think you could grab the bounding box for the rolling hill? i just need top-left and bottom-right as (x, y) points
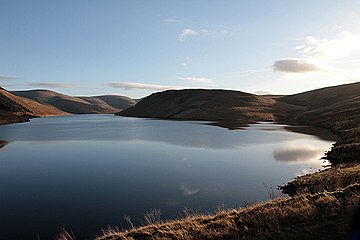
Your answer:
(0, 87), (68, 124)
(12, 90), (135, 114)
(92, 95), (137, 110)
(118, 89), (303, 127)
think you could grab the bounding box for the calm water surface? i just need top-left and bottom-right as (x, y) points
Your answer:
(0, 114), (335, 239)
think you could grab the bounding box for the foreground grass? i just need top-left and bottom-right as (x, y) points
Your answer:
(94, 184), (360, 240)
(281, 163), (360, 196)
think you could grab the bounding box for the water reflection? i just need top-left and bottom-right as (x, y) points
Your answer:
(0, 114), (335, 239)
(273, 144), (326, 163)
(179, 182), (200, 196)
(0, 140), (8, 149)
(0, 115), (334, 150)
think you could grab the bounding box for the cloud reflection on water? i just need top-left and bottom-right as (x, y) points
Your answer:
(273, 144), (325, 163)
(179, 182), (200, 196)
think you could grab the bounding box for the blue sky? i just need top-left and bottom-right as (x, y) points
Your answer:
(1, 0), (360, 98)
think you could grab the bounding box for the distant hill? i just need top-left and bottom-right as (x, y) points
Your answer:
(0, 87), (67, 124)
(118, 89), (303, 127)
(279, 82), (360, 109)
(12, 90), (133, 114)
(92, 95), (136, 110)
(278, 82), (360, 131)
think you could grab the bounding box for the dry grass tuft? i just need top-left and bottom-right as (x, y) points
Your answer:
(55, 228), (75, 240)
(281, 163), (360, 196)
(97, 184), (360, 240)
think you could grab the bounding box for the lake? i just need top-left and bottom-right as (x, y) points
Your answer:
(0, 114), (335, 239)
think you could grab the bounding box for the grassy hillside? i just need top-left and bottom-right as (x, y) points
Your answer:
(279, 82), (360, 110)
(0, 90), (28, 113)
(118, 89), (303, 128)
(0, 88), (68, 124)
(1, 89), (67, 116)
(12, 90), (123, 114)
(96, 184), (360, 240)
(76, 96), (120, 113)
(93, 95), (136, 110)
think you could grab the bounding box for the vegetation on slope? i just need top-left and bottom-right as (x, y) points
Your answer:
(12, 90), (135, 114)
(0, 90), (28, 113)
(95, 184), (360, 240)
(93, 95), (137, 110)
(0, 87), (68, 124)
(118, 89), (303, 127)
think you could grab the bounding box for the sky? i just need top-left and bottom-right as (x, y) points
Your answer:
(1, 0), (360, 98)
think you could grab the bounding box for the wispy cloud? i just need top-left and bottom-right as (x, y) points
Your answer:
(107, 82), (187, 91)
(296, 32), (360, 61)
(178, 28), (198, 42)
(0, 76), (19, 81)
(163, 18), (181, 23)
(252, 89), (283, 95)
(179, 77), (214, 84)
(28, 82), (80, 88)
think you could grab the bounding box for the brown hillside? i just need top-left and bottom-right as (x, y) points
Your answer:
(77, 97), (120, 113)
(118, 89), (303, 127)
(93, 95), (136, 110)
(279, 82), (360, 110)
(12, 90), (120, 114)
(0, 88), (67, 116)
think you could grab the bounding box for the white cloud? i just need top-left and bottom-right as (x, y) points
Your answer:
(273, 58), (324, 73)
(274, 30), (360, 80)
(179, 77), (214, 84)
(178, 28), (198, 42)
(296, 31), (360, 61)
(28, 82), (80, 88)
(107, 82), (187, 91)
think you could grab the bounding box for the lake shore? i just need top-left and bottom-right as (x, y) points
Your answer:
(0, 111), (30, 125)
(90, 116), (359, 240)
(1, 114), (359, 239)
(96, 184), (360, 240)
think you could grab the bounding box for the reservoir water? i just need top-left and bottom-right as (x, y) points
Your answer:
(0, 114), (335, 239)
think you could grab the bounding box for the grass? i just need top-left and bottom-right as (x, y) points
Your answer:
(96, 184), (360, 240)
(281, 163), (360, 196)
(0, 91), (28, 113)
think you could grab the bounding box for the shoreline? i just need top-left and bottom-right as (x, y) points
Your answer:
(1, 115), (358, 239)
(98, 184), (360, 240)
